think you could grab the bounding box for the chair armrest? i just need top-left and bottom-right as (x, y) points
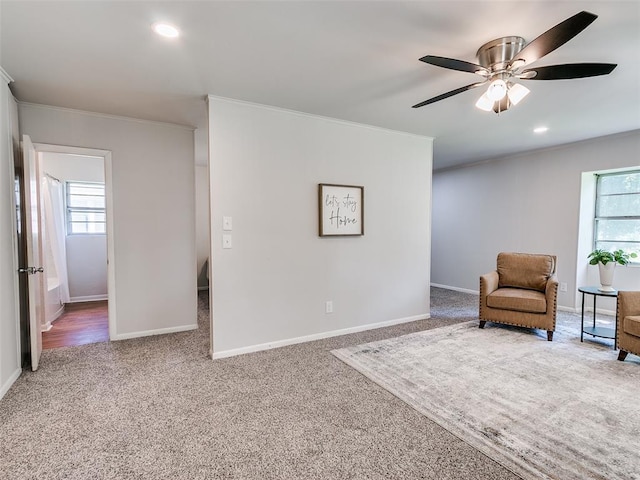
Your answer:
(545, 274), (559, 314)
(545, 274), (558, 294)
(479, 271), (498, 321)
(480, 271), (499, 296)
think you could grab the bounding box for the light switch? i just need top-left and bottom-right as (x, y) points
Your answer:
(223, 216), (232, 231)
(222, 234), (232, 249)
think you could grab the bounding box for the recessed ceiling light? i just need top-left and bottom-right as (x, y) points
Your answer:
(152, 23), (179, 38)
(533, 126), (549, 134)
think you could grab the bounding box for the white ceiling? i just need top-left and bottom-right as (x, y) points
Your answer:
(1, 1), (638, 170)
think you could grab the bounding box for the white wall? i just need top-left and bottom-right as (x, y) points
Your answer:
(431, 130), (640, 312)
(65, 235), (107, 300)
(40, 152), (107, 301)
(0, 71), (21, 399)
(41, 152), (104, 182)
(195, 165), (210, 288)
(19, 103), (197, 339)
(208, 96), (433, 356)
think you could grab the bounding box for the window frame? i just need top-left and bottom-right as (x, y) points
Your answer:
(65, 180), (106, 235)
(593, 170), (640, 264)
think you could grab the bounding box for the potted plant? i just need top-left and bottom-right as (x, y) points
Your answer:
(588, 248), (638, 292)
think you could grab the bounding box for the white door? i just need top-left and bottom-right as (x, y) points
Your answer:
(21, 134), (45, 371)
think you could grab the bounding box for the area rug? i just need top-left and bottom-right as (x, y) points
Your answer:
(332, 320), (640, 480)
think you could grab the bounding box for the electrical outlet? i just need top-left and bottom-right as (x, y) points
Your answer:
(560, 282), (568, 292)
(325, 301), (333, 314)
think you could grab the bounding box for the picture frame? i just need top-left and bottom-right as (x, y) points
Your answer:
(318, 183), (364, 237)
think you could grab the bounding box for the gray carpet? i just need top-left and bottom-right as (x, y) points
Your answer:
(0, 288), (606, 480)
(333, 316), (640, 480)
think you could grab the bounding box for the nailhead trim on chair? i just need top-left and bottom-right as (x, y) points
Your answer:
(615, 294), (637, 360)
(617, 295), (621, 348)
(479, 278), (484, 322)
(479, 276), (558, 335)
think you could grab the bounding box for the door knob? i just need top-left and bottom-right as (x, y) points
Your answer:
(18, 266), (44, 275)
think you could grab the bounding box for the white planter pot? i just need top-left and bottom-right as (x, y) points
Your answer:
(598, 262), (616, 292)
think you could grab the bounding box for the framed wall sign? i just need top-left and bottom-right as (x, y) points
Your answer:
(318, 183), (364, 237)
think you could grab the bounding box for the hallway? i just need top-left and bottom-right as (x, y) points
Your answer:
(42, 301), (108, 349)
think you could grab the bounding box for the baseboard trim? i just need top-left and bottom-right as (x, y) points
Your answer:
(113, 324), (198, 341)
(581, 307), (616, 317)
(557, 306), (578, 314)
(211, 313), (430, 360)
(69, 294), (108, 303)
(52, 303), (65, 322)
(0, 368), (22, 401)
(432, 284), (599, 314)
(42, 303), (65, 331)
(431, 283), (479, 295)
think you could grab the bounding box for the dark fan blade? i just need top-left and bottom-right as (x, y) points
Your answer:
(412, 82), (486, 108)
(521, 63), (617, 80)
(513, 11), (597, 66)
(419, 55), (488, 75)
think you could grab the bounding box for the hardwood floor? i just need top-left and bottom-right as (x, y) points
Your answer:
(42, 301), (109, 349)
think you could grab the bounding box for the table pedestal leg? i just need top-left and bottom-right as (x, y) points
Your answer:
(580, 292), (585, 342)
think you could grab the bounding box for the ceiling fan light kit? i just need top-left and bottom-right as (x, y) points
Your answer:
(507, 82), (530, 105)
(486, 78), (508, 101)
(475, 93), (494, 111)
(412, 11), (617, 114)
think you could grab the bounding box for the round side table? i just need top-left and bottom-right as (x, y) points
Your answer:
(578, 286), (618, 348)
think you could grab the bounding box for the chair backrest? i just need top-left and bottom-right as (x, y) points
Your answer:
(618, 291), (640, 319)
(497, 252), (556, 292)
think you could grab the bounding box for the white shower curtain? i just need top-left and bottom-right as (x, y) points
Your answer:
(42, 175), (70, 303)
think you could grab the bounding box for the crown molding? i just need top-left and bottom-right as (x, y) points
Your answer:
(18, 101), (195, 131)
(207, 94), (434, 142)
(0, 67), (14, 84)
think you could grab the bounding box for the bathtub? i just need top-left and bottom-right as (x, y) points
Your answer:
(43, 276), (65, 331)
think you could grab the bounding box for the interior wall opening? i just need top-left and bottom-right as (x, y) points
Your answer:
(576, 166), (640, 316)
(194, 142), (211, 354)
(36, 148), (111, 350)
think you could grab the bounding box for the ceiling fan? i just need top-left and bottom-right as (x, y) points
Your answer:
(412, 11), (617, 113)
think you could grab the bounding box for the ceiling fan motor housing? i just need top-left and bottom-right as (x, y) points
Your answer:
(476, 36), (525, 72)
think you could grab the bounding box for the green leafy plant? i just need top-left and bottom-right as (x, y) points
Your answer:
(588, 248), (638, 266)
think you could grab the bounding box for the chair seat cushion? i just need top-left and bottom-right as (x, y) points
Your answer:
(623, 316), (640, 338)
(486, 288), (547, 313)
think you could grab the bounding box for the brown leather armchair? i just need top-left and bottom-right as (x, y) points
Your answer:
(616, 291), (640, 361)
(479, 252), (558, 341)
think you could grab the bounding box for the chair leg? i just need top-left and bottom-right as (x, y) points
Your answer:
(618, 350), (628, 362)
(479, 320), (486, 329)
(547, 331), (553, 342)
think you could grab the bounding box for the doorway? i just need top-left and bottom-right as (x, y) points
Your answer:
(39, 150), (109, 348)
(21, 142), (115, 364)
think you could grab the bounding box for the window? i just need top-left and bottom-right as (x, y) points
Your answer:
(594, 170), (640, 262)
(66, 181), (106, 234)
